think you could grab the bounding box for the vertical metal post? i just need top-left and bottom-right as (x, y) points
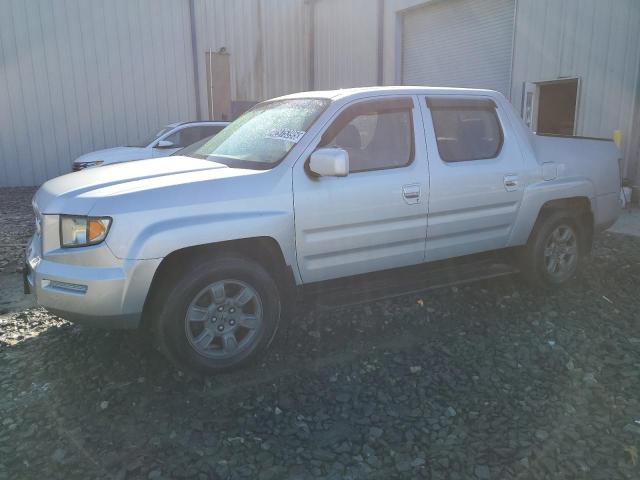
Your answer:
(377, 0), (384, 85)
(189, 0), (202, 120)
(308, 0), (316, 90)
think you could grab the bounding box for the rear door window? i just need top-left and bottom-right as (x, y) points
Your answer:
(427, 97), (503, 162)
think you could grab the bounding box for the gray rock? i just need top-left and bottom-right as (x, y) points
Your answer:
(51, 448), (65, 464)
(474, 465), (490, 479)
(623, 423), (640, 436)
(535, 429), (549, 441)
(147, 469), (162, 479)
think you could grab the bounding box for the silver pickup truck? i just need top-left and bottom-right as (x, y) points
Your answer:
(25, 86), (622, 374)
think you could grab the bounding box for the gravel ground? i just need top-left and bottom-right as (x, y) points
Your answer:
(1, 188), (640, 479)
(0, 187), (36, 272)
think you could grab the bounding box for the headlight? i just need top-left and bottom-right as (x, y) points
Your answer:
(73, 160), (103, 171)
(60, 216), (112, 248)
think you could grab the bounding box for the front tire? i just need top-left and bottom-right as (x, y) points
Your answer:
(153, 254), (281, 375)
(521, 211), (587, 288)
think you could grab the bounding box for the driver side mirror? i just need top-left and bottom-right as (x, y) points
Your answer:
(155, 139), (175, 149)
(309, 148), (349, 177)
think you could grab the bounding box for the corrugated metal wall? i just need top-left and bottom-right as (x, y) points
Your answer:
(401, 0), (515, 96)
(313, 0), (380, 90)
(511, 0), (640, 177)
(0, 0), (311, 187)
(192, 0), (310, 114)
(3, 0), (639, 185)
(0, 0), (197, 187)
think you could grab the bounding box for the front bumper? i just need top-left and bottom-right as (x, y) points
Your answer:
(24, 233), (161, 329)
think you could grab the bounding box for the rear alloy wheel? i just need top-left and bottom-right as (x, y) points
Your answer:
(153, 255), (281, 374)
(542, 224), (579, 282)
(521, 211), (587, 288)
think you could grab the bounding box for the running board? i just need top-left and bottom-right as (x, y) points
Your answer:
(301, 255), (519, 310)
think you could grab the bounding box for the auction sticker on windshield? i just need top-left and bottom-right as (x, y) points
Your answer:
(266, 129), (306, 143)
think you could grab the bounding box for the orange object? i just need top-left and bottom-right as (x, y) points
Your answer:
(88, 219), (107, 242)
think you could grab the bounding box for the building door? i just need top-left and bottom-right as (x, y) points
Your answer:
(206, 50), (231, 121)
(536, 79), (579, 135)
(401, 0), (516, 97)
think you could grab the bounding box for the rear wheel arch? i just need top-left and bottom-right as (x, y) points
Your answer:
(520, 197), (594, 288)
(529, 197), (594, 253)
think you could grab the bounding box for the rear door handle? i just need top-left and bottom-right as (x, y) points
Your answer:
(504, 174), (519, 191)
(402, 184), (421, 204)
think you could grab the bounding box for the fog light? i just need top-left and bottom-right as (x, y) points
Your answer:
(42, 279), (88, 294)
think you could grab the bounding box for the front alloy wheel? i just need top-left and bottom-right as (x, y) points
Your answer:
(185, 280), (264, 359)
(153, 254), (281, 374)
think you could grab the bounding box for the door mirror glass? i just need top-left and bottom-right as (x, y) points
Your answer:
(309, 148), (349, 177)
(155, 139), (175, 149)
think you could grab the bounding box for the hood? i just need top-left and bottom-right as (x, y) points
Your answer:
(35, 156), (260, 214)
(73, 146), (152, 165)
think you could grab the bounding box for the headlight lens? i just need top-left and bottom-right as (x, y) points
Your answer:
(74, 160), (104, 171)
(60, 216), (112, 247)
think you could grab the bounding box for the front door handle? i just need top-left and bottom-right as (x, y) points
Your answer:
(504, 174), (519, 191)
(402, 184), (421, 204)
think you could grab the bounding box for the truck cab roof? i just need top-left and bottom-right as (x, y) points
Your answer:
(274, 85), (501, 102)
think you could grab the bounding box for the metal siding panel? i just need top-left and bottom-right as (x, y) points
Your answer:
(193, 0), (308, 107)
(136, 0), (159, 136)
(314, 0), (378, 90)
(7, 0), (40, 186)
(41, 0), (74, 175)
(92, 0), (118, 152)
(0, 18), (21, 186)
(262, 0), (310, 99)
(24, 1), (59, 181)
(52, 0), (86, 169)
(78, 0), (108, 150)
(511, 0), (640, 175)
(0, 0), (198, 185)
(102, 0), (129, 146)
(402, 0), (516, 96)
(178, 1), (196, 120)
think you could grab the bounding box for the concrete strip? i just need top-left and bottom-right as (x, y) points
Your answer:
(608, 207), (640, 237)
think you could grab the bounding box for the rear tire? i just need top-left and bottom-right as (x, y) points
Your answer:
(521, 210), (587, 288)
(152, 254), (281, 375)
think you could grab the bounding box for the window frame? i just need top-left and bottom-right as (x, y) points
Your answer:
(319, 97), (416, 174)
(426, 96), (504, 163)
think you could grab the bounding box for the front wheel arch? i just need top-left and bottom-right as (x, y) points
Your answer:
(141, 237), (296, 332)
(150, 253), (283, 374)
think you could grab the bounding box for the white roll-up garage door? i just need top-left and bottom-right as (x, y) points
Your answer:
(402, 0), (515, 97)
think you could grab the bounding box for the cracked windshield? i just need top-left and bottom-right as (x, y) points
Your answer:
(1, 1), (639, 479)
